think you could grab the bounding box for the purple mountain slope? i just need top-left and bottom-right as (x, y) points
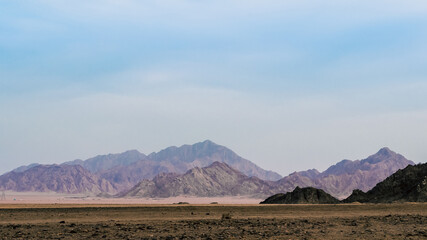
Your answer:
(276, 147), (415, 198)
(1, 146), (414, 199)
(119, 161), (276, 198)
(0, 164), (117, 194)
(97, 140), (282, 191)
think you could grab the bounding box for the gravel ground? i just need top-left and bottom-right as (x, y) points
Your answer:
(0, 203), (426, 239)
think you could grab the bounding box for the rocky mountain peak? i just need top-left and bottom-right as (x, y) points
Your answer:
(144, 140), (282, 181)
(322, 148), (412, 176)
(376, 147), (394, 156)
(363, 147), (407, 165)
(120, 161), (275, 198)
(207, 161), (232, 169)
(196, 139), (217, 148)
(149, 140), (225, 162)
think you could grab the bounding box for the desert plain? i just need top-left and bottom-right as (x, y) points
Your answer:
(0, 193), (426, 240)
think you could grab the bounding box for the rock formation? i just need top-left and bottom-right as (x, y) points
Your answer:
(344, 163), (427, 203)
(260, 186), (340, 204)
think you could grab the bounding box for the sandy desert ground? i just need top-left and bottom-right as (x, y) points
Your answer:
(0, 191), (263, 204)
(1, 198), (427, 239)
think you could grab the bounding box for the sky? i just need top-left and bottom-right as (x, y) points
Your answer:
(1, 0), (427, 176)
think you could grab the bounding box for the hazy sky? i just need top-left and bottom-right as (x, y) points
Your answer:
(1, 0), (427, 175)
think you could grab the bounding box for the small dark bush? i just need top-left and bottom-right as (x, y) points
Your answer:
(221, 213), (232, 220)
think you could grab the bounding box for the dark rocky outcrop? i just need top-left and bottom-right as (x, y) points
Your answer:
(260, 187), (340, 204)
(342, 189), (369, 203)
(343, 163), (427, 203)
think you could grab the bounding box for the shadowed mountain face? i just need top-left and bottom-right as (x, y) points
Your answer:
(276, 148), (414, 199)
(260, 187), (340, 204)
(119, 162), (276, 198)
(0, 165), (117, 194)
(344, 163), (427, 203)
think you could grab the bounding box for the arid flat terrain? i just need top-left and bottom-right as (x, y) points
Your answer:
(0, 191), (263, 204)
(0, 203), (426, 239)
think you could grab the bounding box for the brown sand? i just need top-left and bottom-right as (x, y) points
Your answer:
(0, 202), (426, 239)
(0, 191), (262, 205)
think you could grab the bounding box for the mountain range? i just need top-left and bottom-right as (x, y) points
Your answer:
(0, 141), (416, 199)
(0, 164), (116, 194)
(275, 147), (414, 198)
(64, 140), (282, 190)
(119, 161), (275, 198)
(262, 162), (427, 204)
(344, 162), (427, 203)
(120, 147), (414, 199)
